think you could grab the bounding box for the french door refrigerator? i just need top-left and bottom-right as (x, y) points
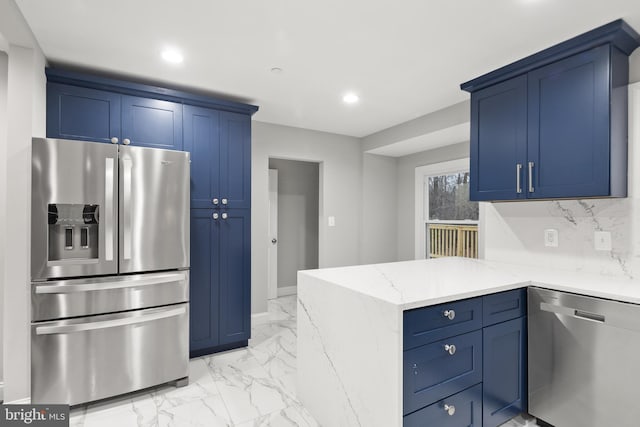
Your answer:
(30, 137), (190, 405)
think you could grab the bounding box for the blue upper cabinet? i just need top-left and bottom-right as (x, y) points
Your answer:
(183, 105), (221, 209)
(121, 96), (183, 150)
(47, 83), (121, 144)
(462, 20), (640, 201)
(470, 76), (527, 201)
(219, 112), (251, 209)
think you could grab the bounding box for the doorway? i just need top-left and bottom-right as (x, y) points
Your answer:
(268, 158), (320, 299)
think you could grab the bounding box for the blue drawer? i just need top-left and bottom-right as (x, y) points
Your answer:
(404, 297), (482, 350)
(404, 383), (482, 427)
(482, 288), (526, 326)
(403, 330), (483, 415)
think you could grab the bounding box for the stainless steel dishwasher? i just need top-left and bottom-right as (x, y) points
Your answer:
(528, 287), (640, 427)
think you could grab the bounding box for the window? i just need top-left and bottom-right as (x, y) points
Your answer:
(414, 159), (479, 259)
(425, 172), (478, 258)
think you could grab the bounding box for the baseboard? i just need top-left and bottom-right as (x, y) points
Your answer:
(0, 382), (3, 403)
(277, 286), (297, 297)
(251, 312), (270, 325)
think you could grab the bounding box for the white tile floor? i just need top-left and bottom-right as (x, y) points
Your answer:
(68, 296), (536, 427)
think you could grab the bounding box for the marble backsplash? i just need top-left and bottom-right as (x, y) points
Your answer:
(481, 198), (640, 279)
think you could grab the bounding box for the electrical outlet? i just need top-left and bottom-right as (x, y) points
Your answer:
(594, 231), (612, 251)
(544, 229), (559, 247)
(328, 216), (336, 227)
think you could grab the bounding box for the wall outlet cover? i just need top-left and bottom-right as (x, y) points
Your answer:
(594, 231), (612, 251)
(328, 216), (336, 227)
(544, 229), (559, 247)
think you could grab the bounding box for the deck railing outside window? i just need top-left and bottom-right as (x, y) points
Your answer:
(428, 223), (478, 258)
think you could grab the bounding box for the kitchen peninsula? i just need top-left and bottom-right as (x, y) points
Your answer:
(297, 257), (640, 427)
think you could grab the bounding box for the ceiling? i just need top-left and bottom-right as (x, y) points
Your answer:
(14, 0), (640, 138)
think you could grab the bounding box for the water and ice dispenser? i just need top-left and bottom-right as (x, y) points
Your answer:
(48, 204), (99, 261)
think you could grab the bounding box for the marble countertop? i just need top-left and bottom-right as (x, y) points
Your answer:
(298, 257), (640, 310)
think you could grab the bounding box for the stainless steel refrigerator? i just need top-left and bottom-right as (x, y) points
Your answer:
(30, 137), (190, 405)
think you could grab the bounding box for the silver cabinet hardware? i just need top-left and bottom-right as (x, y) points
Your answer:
(123, 138), (131, 145)
(212, 213), (219, 220)
(221, 213), (228, 220)
(212, 198), (219, 205)
(110, 137), (119, 144)
(444, 344), (456, 355)
(272, 238), (277, 244)
(443, 309), (456, 320)
(516, 163), (523, 193)
(221, 198), (228, 205)
(444, 404), (456, 416)
(528, 161), (535, 193)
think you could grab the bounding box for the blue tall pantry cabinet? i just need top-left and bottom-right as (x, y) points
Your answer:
(45, 69), (258, 357)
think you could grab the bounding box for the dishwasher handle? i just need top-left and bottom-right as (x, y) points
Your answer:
(540, 302), (605, 323)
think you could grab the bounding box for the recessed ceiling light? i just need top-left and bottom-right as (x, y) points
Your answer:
(161, 49), (183, 64)
(270, 67), (283, 74)
(343, 93), (359, 104)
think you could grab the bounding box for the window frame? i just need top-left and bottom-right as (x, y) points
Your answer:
(414, 158), (478, 259)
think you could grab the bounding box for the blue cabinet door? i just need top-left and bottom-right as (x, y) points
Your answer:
(404, 384), (482, 427)
(404, 330), (482, 415)
(483, 316), (527, 427)
(219, 112), (251, 209)
(189, 209), (220, 352)
(46, 83), (121, 144)
(121, 95), (183, 150)
(184, 105), (221, 209)
(483, 289), (527, 327)
(470, 75), (527, 201)
(219, 209), (251, 345)
(527, 45), (611, 199)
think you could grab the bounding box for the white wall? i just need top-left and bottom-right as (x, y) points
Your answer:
(395, 142), (470, 261)
(630, 49), (640, 84)
(252, 121), (362, 313)
(0, 50), (7, 400)
(360, 153), (398, 264)
(0, 0), (47, 403)
(268, 158), (319, 289)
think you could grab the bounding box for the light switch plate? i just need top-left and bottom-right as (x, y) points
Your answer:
(544, 229), (559, 247)
(594, 231), (612, 251)
(328, 216), (336, 227)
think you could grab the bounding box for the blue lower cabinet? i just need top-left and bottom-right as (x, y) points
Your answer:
(483, 289), (527, 327)
(189, 208), (251, 355)
(404, 384), (482, 427)
(404, 330), (483, 415)
(482, 317), (527, 427)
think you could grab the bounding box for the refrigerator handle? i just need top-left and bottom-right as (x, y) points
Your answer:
(35, 306), (186, 335)
(34, 271), (188, 294)
(104, 158), (115, 261)
(122, 157), (133, 260)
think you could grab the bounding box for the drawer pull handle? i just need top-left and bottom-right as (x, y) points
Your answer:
(443, 309), (455, 320)
(444, 404), (456, 416)
(444, 344), (456, 355)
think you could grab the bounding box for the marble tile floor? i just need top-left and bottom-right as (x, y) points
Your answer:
(68, 295), (537, 427)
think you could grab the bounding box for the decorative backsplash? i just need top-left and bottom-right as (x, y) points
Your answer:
(482, 199), (640, 279)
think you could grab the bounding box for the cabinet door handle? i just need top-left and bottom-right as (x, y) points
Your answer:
(516, 163), (523, 194)
(123, 138), (131, 145)
(221, 212), (228, 220)
(444, 344), (456, 355)
(528, 161), (535, 193)
(222, 198), (228, 205)
(212, 198), (219, 205)
(443, 404), (456, 416)
(110, 137), (119, 144)
(212, 212), (219, 220)
(443, 309), (455, 320)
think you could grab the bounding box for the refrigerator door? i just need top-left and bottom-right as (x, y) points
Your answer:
(119, 145), (190, 273)
(31, 138), (119, 280)
(31, 303), (189, 405)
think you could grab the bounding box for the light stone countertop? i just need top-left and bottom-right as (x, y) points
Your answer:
(299, 257), (640, 311)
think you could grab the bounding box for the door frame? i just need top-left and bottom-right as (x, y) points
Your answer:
(267, 169), (278, 300)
